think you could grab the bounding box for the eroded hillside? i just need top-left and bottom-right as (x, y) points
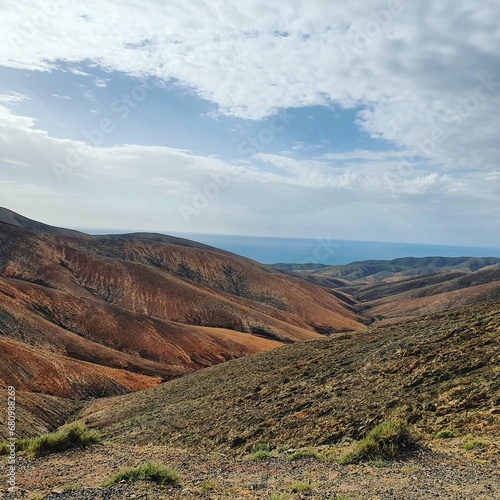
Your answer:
(0, 208), (365, 428)
(80, 299), (500, 452)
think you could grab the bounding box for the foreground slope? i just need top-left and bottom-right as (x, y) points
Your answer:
(81, 299), (500, 452)
(0, 208), (364, 407)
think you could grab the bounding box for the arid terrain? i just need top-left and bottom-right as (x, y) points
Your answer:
(3, 438), (500, 499)
(0, 208), (363, 437)
(1, 208), (499, 499)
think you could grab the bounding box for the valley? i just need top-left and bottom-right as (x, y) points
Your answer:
(0, 208), (499, 499)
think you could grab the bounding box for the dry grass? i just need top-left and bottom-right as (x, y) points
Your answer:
(0, 422), (100, 458)
(102, 461), (180, 487)
(338, 420), (416, 464)
(81, 299), (500, 453)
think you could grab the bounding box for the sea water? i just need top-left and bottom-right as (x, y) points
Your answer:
(79, 229), (500, 266)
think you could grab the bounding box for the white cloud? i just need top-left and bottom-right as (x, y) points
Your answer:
(0, 1), (499, 245)
(51, 94), (71, 100)
(0, 1), (498, 174)
(0, 91), (29, 104)
(83, 89), (96, 101)
(68, 67), (92, 77)
(94, 78), (108, 88)
(0, 103), (498, 245)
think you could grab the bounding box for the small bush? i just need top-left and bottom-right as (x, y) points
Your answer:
(27, 422), (100, 457)
(464, 439), (489, 451)
(0, 442), (11, 455)
(62, 484), (81, 492)
(339, 420), (416, 465)
(435, 430), (455, 439)
(289, 481), (314, 492)
(0, 422), (100, 458)
(103, 461), (180, 487)
(200, 480), (219, 491)
(252, 443), (270, 452)
(249, 449), (272, 460)
(269, 494), (290, 500)
(249, 443), (272, 460)
(0, 438), (31, 455)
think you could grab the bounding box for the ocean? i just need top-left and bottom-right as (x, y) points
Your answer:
(80, 229), (500, 266)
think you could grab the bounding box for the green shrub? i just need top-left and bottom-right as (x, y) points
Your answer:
(435, 430), (455, 439)
(0, 422), (100, 458)
(268, 494), (290, 500)
(0, 438), (31, 455)
(103, 461), (180, 487)
(464, 439), (489, 451)
(0, 442), (11, 455)
(252, 443), (270, 452)
(200, 480), (219, 491)
(27, 422), (100, 457)
(249, 449), (272, 460)
(249, 443), (272, 460)
(289, 481), (314, 492)
(339, 420), (416, 465)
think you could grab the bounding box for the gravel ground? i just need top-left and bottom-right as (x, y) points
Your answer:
(1, 439), (499, 499)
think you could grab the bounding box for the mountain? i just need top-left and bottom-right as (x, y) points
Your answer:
(0, 208), (365, 409)
(273, 256), (500, 323)
(80, 298), (500, 452)
(273, 256), (500, 284)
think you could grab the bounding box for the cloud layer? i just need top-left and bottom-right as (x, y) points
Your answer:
(0, 1), (499, 246)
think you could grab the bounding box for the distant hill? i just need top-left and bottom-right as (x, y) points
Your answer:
(272, 256), (500, 323)
(0, 208), (364, 407)
(353, 267), (500, 322)
(3, 208), (500, 445)
(273, 256), (500, 284)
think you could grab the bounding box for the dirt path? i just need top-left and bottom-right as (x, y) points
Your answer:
(1, 439), (499, 499)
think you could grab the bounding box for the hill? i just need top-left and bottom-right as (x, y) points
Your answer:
(274, 257), (500, 323)
(0, 208), (365, 412)
(273, 256), (500, 284)
(79, 298), (500, 452)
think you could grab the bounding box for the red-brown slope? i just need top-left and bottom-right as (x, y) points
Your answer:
(0, 209), (365, 407)
(0, 273), (284, 400)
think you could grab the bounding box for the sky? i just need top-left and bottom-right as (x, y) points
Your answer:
(1, 0), (500, 248)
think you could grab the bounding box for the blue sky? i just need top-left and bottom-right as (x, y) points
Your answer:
(1, 1), (499, 248)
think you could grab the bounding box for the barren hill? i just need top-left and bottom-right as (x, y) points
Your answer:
(275, 256), (500, 284)
(80, 298), (500, 452)
(0, 208), (365, 419)
(274, 257), (500, 323)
